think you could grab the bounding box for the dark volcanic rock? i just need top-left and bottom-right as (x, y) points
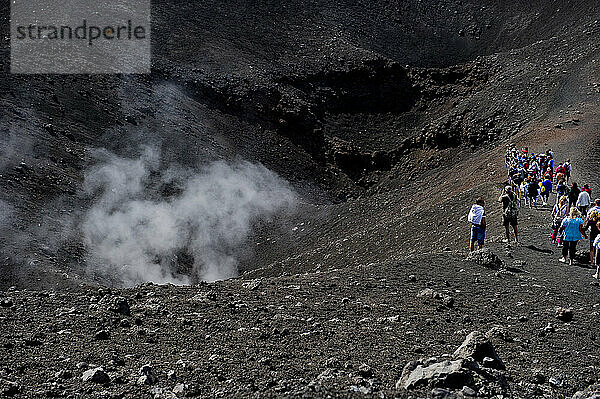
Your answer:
(138, 364), (158, 385)
(0, 298), (13, 308)
(358, 363), (373, 378)
(418, 288), (455, 308)
(94, 329), (110, 340)
(24, 333), (44, 347)
(55, 370), (73, 380)
(399, 330), (509, 395)
(466, 249), (504, 270)
(100, 296), (131, 316)
(555, 307), (574, 322)
(454, 331), (505, 370)
(82, 367), (110, 384)
(1, 380), (20, 397)
(397, 358), (475, 390)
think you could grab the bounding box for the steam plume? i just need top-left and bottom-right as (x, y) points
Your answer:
(82, 147), (296, 286)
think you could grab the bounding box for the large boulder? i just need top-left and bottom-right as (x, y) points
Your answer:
(466, 249), (504, 270)
(396, 358), (475, 390)
(454, 331), (505, 370)
(398, 331), (508, 396)
(82, 367), (110, 384)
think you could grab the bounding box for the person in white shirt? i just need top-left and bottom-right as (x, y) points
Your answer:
(576, 189), (591, 216)
(564, 160), (572, 183)
(468, 198), (486, 251)
(587, 199), (600, 219)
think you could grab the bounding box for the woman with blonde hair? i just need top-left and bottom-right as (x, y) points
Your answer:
(551, 196), (569, 245)
(558, 207), (588, 265)
(594, 221), (600, 279)
(585, 210), (600, 267)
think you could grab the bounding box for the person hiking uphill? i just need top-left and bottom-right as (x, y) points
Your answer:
(594, 222), (600, 279)
(576, 187), (591, 216)
(552, 196), (569, 245)
(556, 179), (569, 206)
(498, 186), (519, 243)
(527, 177), (539, 208)
(568, 182), (581, 211)
(468, 198), (486, 251)
(540, 176), (552, 206)
(564, 159), (572, 183)
(558, 207), (588, 265)
(555, 163), (566, 183)
(588, 198), (600, 218)
(586, 211), (600, 267)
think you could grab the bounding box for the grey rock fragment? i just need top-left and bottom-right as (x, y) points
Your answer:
(466, 248), (504, 269)
(453, 331), (505, 370)
(82, 367), (110, 384)
(397, 358), (474, 390)
(100, 296), (131, 316)
(55, 370), (73, 379)
(555, 307), (573, 322)
(138, 364), (158, 385)
(173, 383), (185, 394)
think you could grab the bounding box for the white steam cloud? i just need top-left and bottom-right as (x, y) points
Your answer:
(82, 147), (296, 286)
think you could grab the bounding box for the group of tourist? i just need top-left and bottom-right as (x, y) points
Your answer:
(468, 146), (600, 278)
(504, 147), (569, 207)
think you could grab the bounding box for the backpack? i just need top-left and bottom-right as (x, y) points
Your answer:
(557, 185), (569, 196)
(504, 194), (519, 218)
(554, 204), (567, 224)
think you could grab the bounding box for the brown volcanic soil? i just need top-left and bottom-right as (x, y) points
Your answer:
(2, 0), (600, 398)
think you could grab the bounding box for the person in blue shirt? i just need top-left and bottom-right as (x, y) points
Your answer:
(558, 208), (588, 265)
(540, 177), (553, 206)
